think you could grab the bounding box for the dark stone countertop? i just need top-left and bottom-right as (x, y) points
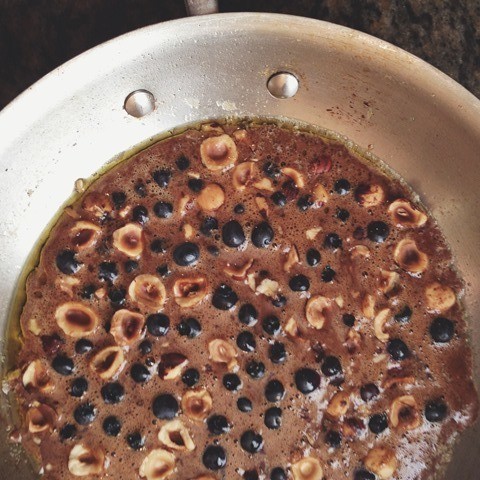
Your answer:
(0, 0), (478, 110)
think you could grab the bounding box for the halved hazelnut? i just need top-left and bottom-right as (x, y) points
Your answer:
(282, 167), (305, 188)
(425, 282), (456, 313)
(378, 270), (400, 295)
(255, 195), (269, 217)
(361, 294), (376, 319)
(112, 223), (144, 258)
(326, 391), (351, 419)
(22, 360), (54, 393)
(364, 446), (398, 479)
(200, 134), (238, 171)
(183, 223), (195, 239)
(208, 339), (238, 371)
(68, 444), (105, 477)
(285, 317), (302, 339)
(283, 245), (299, 273)
(306, 227), (322, 240)
(312, 184), (329, 205)
(158, 353), (189, 380)
(82, 192), (113, 218)
(233, 128), (247, 140)
(389, 395), (421, 431)
(388, 198), (427, 228)
(173, 276), (208, 308)
(306, 295), (332, 329)
(291, 456), (323, 480)
(110, 309), (145, 346)
(139, 448), (176, 480)
(181, 389), (213, 422)
(128, 274), (167, 311)
(197, 184), (225, 211)
(55, 302), (99, 337)
(373, 308), (391, 342)
(55, 276), (80, 298)
(393, 239), (428, 274)
(224, 258), (254, 281)
(90, 346), (125, 380)
(355, 184), (385, 207)
(256, 278), (280, 298)
(70, 221), (101, 250)
(158, 419), (195, 451)
(232, 161), (257, 191)
(27, 317), (42, 336)
(252, 177), (274, 192)
(26, 403), (56, 434)
(349, 245), (371, 260)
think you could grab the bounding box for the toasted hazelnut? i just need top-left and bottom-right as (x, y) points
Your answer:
(26, 403), (56, 434)
(90, 346), (125, 380)
(128, 274), (167, 311)
(110, 309), (145, 346)
(326, 391), (351, 419)
(208, 339), (238, 371)
(181, 389), (213, 422)
(362, 294), (376, 319)
(335, 295), (344, 308)
(197, 183), (225, 211)
(179, 194), (194, 216)
(68, 444), (105, 477)
(112, 223), (144, 257)
(256, 278), (280, 298)
(255, 195), (269, 216)
(306, 295), (332, 329)
(389, 395), (421, 431)
(182, 223), (195, 239)
(355, 184), (385, 207)
(55, 302), (99, 337)
(252, 177), (275, 192)
(27, 317), (42, 336)
(312, 184), (329, 205)
(345, 328), (362, 353)
(70, 221), (101, 250)
(173, 276), (208, 308)
(364, 446), (398, 479)
(283, 245), (299, 273)
(388, 198), (427, 228)
(233, 128), (248, 140)
(393, 239), (428, 274)
(82, 192), (113, 218)
(95, 287), (107, 299)
(22, 360), (54, 393)
(200, 134), (237, 171)
(55, 276), (80, 298)
(140, 448), (176, 480)
(285, 317), (302, 339)
(158, 419), (195, 451)
(291, 456), (323, 480)
(224, 258), (254, 281)
(282, 167), (305, 188)
(305, 227), (322, 240)
(232, 161), (257, 191)
(374, 308), (391, 342)
(349, 245), (371, 259)
(158, 353), (189, 380)
(378, 270), (400, 294)
(425, 282), (456, 313)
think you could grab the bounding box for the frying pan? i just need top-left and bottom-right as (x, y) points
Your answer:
(0, 10), (479, 480)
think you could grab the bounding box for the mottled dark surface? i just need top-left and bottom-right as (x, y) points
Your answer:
(0, 0), (479, 110)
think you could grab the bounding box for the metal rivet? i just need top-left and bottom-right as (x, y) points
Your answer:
(267, 72), (299, 99)
(124, 90), (156, 118)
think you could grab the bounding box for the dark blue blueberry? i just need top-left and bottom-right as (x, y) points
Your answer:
(369, 413), (388, 434)
(387, 338), (410, 361)
(297, 194), (313, 211)
(325, 429), (342, 448)
(153, 201), (173, 218)
(342, 313), (355, 327)
(156, 264), (170, 277)
(244, 470), (259, 480)
(272, 294), (287, 308)
(126, 431), (144, 450)
(124, 260), (138, 273)
(98, 262), (118, 283)
(237, 397), (252, 412)
(263, 161), (281, 179)
(70, 377), (88, 397)
(234, 203), (245, 214)
(74, 403), (96, 425)
(289, 274), (310, 291)
(360, 383), (380, 402)
(111, 191), (126, 209)
(430, 317), (454, 343)
(103, 415), (121, 436)
(246, 360), (265, 379)
(152, 394), (178, 420)
(75, 338), (93, 355)
(56, 250), (81, 275)
(334, 178), (351, 195)
(188, 178), (204, 192)
(425, 400), (448, 422)
(240, 430), (263, 453)
(265, 379), (285, 402)
(130, 363), (151, 383)
(321, 265), (336, 282)
(132, 205), (149, 225)
(203, 445), (227, 470)
(222, 220), (245, 247)
(295, 368), (320, 394)
(270, 467), (287, 480)
(207, 415), (230, 435)
(237, 331), (256, 352)
(150, 238), (166, 253)
(59, 423), (77, 440)
(264, 407), (282, 429)
(394, 305), (412, 323)
(321, 356), (342, 376)
(138, 340), (152, 355)
(177, 317), (202, 338)
(239, 304), (258, 326)
(251, 221), (274, 248)
(81, 284), (96, 299)
(52, 355), (74, 376)
(262, 315), (280, 336)
(175, 155), (190, 171)
(101, 382), (125, 404)
(271, 191), (287, 207)
(146, 313), (170, 336)
(134, 182), (147, 197)
(200, 216), (219, 236)
(336, 208), (350, 222)
(367, 221), (390, 243)
(269, 342), (287, 364)
(354, 470), (376, 480)
(182, 368), (200, 387)
(152, 169), (171, 188)
(212, 284), (238, 310)
(108, 288), (126, 307)
(207, 245), (220, 256)
(306, 248), (321, 266)
(223, 373), (242, 391)
(324, 233), (342, 250)
(173, 242), (200, 266)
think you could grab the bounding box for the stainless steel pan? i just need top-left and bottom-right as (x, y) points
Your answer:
(0, 12), (479, 479)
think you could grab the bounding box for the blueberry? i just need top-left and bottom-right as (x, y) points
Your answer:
(321, 356), (342, 376)
(425, 400), (448, 422)
(150, 238), (166, 253)
(152, 169), (171, 188)
(70, 377), (88, 397)
(134, 182), (147, 197)
(56, 250), (81, 275)
(239, 304), (258, 326)
(264, 407), (282, 429)
(177, 317), (202, 338)
(182, 368), (200, 387)
(367, 221), (390, 243)
(251, 221), (274, 248)
(321, 266), (336, 282)
(222, 220), (245, 247)
(200, 216), (219, 236)
(153, 201), (173, 218)
(387, 338), (410, 361)
(270, 467), (287, 480)
(334, 178), (351, 195)
(223, 373), (242, 391)
(306, 248), (321, 266)
(234, 203), (245, 214)
(203, 445), (227, 470)
(173, 242), (200, 266)
(240, 430), (263, 453)
(262, 315), (280, 335)
(98, 262), (118, 282)
(237, 397), (252, 412)
(360, 383), (379, 402)
(156, 264), (170, 277)
(175, 155), (190, 170)
(125, 260), (138, 273)
(244, 470), (259, 480)
(297, 194), (313, 211)
(101, 382), (125, 404)
(130, 363), (151, 383)
(52, 355), (74, 376)
(272, 294), (287, 308)
(246, 360), (265, 379)
(138, 340), (152, 355)
(207, 415), (230, 435)
(146, 313), (170, 336)
(126, 431), (144, 450)
(324, 233), (342, 250)
(207, 245), (220, 256)
(325, 429), (342, 448)
(295, 368), (320, 394)
(188, 177), (204, 192)
(394, 305), (412, 323)
(289, 274), (310, 291)
(263, 161), (281, 179)
(342, 313), (355, 327)
(152, 394), (178, 420)
(74, 403), (96, 425)
(111, 191), (126, 209)
(336, 208), (350, 222)
(59, 424), (76, 440)
(237, 331), (256, 352)
(265, 379), (285, 402)
(369, 413), (388, 434)
(269, 342), (287, 364)
(103, 415), (121, 436)
(212, 284), (238, 310)
(132, 205), (149, 224)
(75, 339), (93, 354)
(354, 470), (376, 480)
(430, 317), (454, 343)
(108, 288), (126, 307)
(271, 191), (287, 207)
(81, 284), (96, 299)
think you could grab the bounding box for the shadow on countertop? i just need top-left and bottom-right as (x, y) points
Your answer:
(0, 0), (478, 109)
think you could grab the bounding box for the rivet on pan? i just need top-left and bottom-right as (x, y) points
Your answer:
(267, 72), (299, 99)
(124, 90), (156, 118)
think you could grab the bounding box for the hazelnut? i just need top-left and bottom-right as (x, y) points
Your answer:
(373, 308), (391, 342)
(393, 239), (428, 274)
(27, 317), (42, 336)
(361, 294), (376, 319)
(179, 194), (194, 216)
(110, 309), (145, 346)
(201, 123), (224, 134)
(355, 183), (385, 207)
(182, 223), (195, 239)
(305, 227), (322, 240)
(158, 419), (195, 451)
(112, 223), (144, 258)
(55, 302), (99, 337)
(364, 446), (398, 479)
(81, 192), (113, 218)
(224, 258), (254, 281)
(388, 198), (427, 228)
(232, 161), (257, 191)
(200, 134), (238, 171)
(252, 177), (275, 192)
(326, 391), (351, 419)
(128, 274), (167, 311)
(197, 183), (225, 211)
(22, 360), (54, 393)
(349, 245), (371, 259)
(285, 317), (302, 339)
(283, 245), (299, 273)
(26, 403), (56, 434)
(89, 346), (125, 380)
(55, 276), (80, 298)
(68, 444), (105, 477)
(208, 339), (238, 371)
(425, 282), (456, 313)
(158, 353), (189, 380)
(181, 389), (213, 422)
(256, 278), (280, 298)
(312, 184), (329, 205)
(383, 374), (415, 389)
(173, 275), (208, 308)
(344, 328), (362, 354)
(377, 270), (400, 294)
(255, 195), (269, 216)
(282, 167), (305, 188)
(389, 395), (421, 431)
(306, 295), (332, 329)
(139, 448), (176, 480)
(291, 456), (323, 480)
(70, 221), (101, 250)
(233, 128), (248, 140)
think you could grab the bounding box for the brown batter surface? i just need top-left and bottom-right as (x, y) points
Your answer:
(10, 123), (478, 480)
